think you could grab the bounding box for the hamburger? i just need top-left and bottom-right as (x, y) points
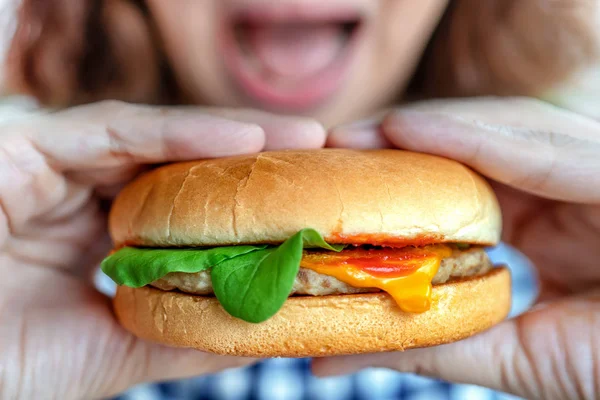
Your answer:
(102, 149), (511, 357)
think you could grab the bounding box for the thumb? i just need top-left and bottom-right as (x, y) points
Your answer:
(100, 331), (255, 397)
(312, 296), (599, 400)
(379, 98), (600, 203)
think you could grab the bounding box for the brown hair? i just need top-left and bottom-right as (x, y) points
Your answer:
(7, 0), (600, 106)
(412, 0), (600, 98)
(7, 0), (163, 106)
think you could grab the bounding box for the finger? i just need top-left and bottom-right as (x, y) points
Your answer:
(103, 337), (256, 398)
(1, 101), (325, 235)
(65, 164), (147, 189)
(33, 102), (327, 172)
(380, 98), (600, 203)
(206, 108), (326, 150)
(32, 101), (267, 171)
(327, 119), (392, 149)
(67, 164), (155, 200)
(6, 197), (107, 273)
(313, 295), (599, 400)
(3, 270), (256, 400)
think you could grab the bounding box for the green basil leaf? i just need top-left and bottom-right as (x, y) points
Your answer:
(101, 245), (267, 288)
(300, 228), (346, 251)
(456, 243), (471, 250)
(211, 248), (280, 323)
(211, 228), (344, 323)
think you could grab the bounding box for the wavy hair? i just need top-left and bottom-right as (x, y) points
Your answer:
(7, 0), (163, 105)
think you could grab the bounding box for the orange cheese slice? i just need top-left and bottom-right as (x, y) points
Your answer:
(300, 245), (453, 313)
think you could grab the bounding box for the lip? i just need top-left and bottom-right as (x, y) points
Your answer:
(219, 4), (365, 111)
(229, 3), (363, 24)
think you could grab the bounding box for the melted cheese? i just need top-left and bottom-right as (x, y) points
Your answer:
(300, 245), (453, 313)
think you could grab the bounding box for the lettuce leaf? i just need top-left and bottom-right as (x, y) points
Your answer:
(101, 229), (344, 323)
(211, 229), (344, 323)
(101, 245), (267, 288)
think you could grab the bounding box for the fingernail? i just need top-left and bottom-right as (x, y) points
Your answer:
(380, 111), (462, 152)
(384, 110), (438, 128)
(166, 117), (266, 157)
(385, 110), (467, 135)
(264, 117), (326, 150)
(327, 123), (391, 149)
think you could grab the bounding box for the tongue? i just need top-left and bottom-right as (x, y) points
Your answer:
(246, 24), (344, 80)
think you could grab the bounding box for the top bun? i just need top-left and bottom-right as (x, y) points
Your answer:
(109, 149), (501, 247)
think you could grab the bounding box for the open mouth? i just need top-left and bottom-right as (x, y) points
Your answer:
(221, 11), (364, 110)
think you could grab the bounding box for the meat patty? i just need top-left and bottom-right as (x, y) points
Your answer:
(151, 247), (492, 296)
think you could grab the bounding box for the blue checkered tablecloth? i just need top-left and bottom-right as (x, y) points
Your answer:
(106, 243), (537, 400)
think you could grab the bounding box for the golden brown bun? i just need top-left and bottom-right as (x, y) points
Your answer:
(109, 149), (501, 247)
(113, 268), (511, 357)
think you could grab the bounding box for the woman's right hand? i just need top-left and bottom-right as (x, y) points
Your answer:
(0, 100), (326, 400)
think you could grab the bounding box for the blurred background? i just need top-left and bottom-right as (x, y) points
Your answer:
(7, 0), (593, 397)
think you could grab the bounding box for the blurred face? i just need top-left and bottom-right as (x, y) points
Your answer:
(146, 0), (448, 126)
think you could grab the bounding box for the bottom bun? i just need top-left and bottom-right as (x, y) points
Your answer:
(114, 268), (511, 357)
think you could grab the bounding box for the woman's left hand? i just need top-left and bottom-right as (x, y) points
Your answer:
(316, 97), (600, 400)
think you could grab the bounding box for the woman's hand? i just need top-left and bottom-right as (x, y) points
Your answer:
(318, 97), (600, 400)
(0, 100), (325, 399)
